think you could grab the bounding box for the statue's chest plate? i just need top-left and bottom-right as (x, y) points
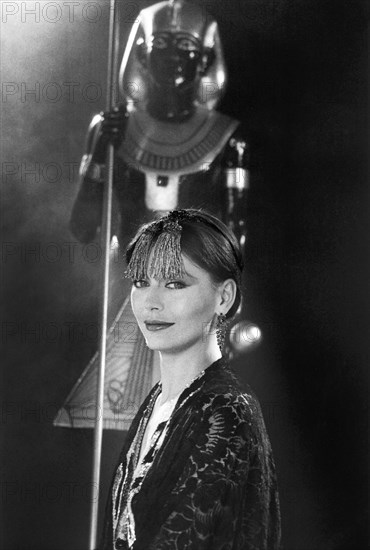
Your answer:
(119, 108), (238, 176)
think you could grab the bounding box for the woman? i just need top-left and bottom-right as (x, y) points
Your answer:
(101, 209), (281, 550)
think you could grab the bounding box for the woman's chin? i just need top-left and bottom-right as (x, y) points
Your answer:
(144, 334), (181, 354)
(143, 334), (169, 352)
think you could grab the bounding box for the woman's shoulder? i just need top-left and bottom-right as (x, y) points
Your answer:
(201, 358), (257, 403)
(198, 361), (267, 433)
(172, 358), (268, 445)
(201, 385), (263, 424)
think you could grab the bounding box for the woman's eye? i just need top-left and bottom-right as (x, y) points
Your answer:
(133, 279), (149, 288)
(166, 281), (186, 289)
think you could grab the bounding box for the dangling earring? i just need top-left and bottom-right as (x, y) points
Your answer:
(216, 313), (228, 352)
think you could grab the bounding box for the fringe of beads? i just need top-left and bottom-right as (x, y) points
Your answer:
(149, 221), (185, 279)
(124, 230), (154, 280)
(125, 219), (185, 281)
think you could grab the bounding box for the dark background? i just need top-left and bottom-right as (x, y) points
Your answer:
(1, 1), (368, 549)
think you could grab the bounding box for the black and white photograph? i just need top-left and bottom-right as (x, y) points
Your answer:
(1, 1), (367, 549)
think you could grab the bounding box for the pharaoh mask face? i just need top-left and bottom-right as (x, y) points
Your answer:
(147, 31), (203, 91)
(120, 0), (227, 111)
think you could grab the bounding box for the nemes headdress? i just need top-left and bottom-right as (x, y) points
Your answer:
(119, 0), (227, 110)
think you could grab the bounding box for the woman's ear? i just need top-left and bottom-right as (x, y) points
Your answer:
(219, 279), (237, 316)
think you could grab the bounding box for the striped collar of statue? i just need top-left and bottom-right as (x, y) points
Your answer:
(119, 107), (239, 175)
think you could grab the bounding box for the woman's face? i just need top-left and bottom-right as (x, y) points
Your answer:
(130, 254), (221, 354)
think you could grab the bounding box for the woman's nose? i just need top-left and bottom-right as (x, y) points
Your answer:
(144, 286), (164, 311)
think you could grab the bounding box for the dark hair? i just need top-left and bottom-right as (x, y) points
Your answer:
(126, 209), (243, 319)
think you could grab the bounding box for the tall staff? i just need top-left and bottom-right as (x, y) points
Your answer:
(89, 0), (119, 547)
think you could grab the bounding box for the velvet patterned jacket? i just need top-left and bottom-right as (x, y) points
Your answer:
(100, 358), (281, 550)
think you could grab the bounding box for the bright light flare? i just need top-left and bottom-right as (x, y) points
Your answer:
(229, 320), (262, 353)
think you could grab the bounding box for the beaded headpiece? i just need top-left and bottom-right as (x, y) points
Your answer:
(125, 210), (195, 280)
(125, 209), (243, 283)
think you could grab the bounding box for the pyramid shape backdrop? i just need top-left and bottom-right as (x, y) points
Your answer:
(54, 296), (158, 431)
